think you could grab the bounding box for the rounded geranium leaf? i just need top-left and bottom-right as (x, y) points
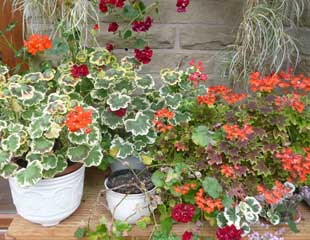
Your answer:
(224, 207), (241, 227)
(165, 93), (182, 110)
(84, 145), (103, 167)
(101, 110), (124, 129)
(15, 160), (43, 187)
(43, 155), (67, 179)
(110, 136), (134, 159)
(59, 74), (80, 87)
(30, 137), (54, 154)
(0, 120), (7, 132)
(45, 122), (62, 139)
(216, 212), (228, 228)
(245, 196), (262, 214)
(22, 91), (45, 106)
(42, 153), (58, 170)
(0, 151), (12, 168)
(124, 112), (151, 136)
(42, 69), (56, 81)
(67, 144), (91, 162)
(26, 152), (42, 162)
(0, 162), (18, 179)
(9, 83), (35, 100)
(8, 75), (21, 82)
(91, 89), (108, 101)
(0, 65), (9, 75)
(136, 74), (155, 89)
(29, 114), (51, 139)
(1, 134), (21, 152)
(89, 49), (111, 66)
(241, 222), (251, 237)
(22, 72), (43, 83)
(68, 130), (88, 145)
(107, 92), (131, 111)
(132, 97), (151, 110)
(161, 69), (181, 85)
(192, 126), (215, 147)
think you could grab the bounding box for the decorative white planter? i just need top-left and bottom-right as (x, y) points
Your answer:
(9, 165), (85, 227)
(104, 178), (155, 224)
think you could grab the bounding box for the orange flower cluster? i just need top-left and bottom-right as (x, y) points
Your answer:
(275, 148), (310, 183)
(195, 188), (223, 213)
(174, 141), (188, 152)
(220, 164), (235, 178)
(249, 72), (280, 92)
(174, 183), (196, 195)
(275, 94), (305, 113)
(257, 181), (291, 205)
(250, 70), (310, 93)
(197, 85), (246, 106)
(24, 34), (52, 55)
(223, 124), (254, 142)
(66, 106), (92, 133)
(152, 108), (174, 133)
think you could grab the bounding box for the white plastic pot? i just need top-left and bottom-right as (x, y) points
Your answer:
(104, 178), (155, 224)
(9, 165), (85, 227)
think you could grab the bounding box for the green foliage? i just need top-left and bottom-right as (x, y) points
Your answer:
(202, 177), (223, 199)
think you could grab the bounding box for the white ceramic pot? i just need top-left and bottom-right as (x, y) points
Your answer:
(9, 165), (85, 227)
(104, 178), (155, 224)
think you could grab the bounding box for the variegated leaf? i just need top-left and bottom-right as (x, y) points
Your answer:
(59, 74), (80, 87)
(110, 136), (134, 159)
(0, 151), (12, 168)
(165, 93), (182, 110)
(67, 145), (91, 162)
(84, 145), (103, 167)
(160, 69), (180, 85)
(101, 110), (124, 130)
(43, 155), (67, 178)
(45, 122), (62, 139)
(9, 83), (35, 100)
(22, 91), (45, 106)
(1, 134), (21, 152)
(89, 49), (111, 66)
(0, 163), (18, 179)
(68, 130), (88, 145)
(30, 137), (54, 154)
(124, 112), (151, 136)
(42, 153), (58, 170)
(107, 92), (131, 111)
(135, 74), (155, 89)
(42, 69), (56, 81)
(15, 160), (43, 187)
(22, 72), (43, 83)
(26, 152), (42, 162)
(0, 65), (9, 75)
(29, 114), (51, 139)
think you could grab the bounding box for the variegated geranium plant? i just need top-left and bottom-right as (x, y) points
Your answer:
(0, 65), (103, 187)
(55, 48), (160, 163)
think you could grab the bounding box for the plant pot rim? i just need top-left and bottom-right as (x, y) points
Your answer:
(54, 162), (83, 178)
(104, 178), (156, 198)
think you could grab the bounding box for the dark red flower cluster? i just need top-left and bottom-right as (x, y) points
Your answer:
(223, 123), (254, 142)
(275, 94), (305, 113)
(99, 0), (126, 12)
(275, 148), (310, 183)
(134, 46), (153, 64)
(109, 107), (127, 117)
(176, 0), (190, 13)
(66, 106), (92, 134)
(171, 203), (195, 223)
(106, 42), (115, 52)
(71, 64), (89, 78)
(108, 22), (119, 32)
(182, 231), (193, 240)
(132, 16), (153, 32)
(216, 225), (243, 240)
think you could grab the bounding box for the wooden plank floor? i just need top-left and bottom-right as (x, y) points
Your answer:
(5, 168), (310, 239)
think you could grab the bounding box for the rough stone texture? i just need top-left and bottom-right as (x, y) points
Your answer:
(300, 55), (310, 75)
(180, 25), (237, 50)
(296, 28), (310, 55)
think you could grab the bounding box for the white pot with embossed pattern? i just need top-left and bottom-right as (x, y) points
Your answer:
(8, 163), (85, 227)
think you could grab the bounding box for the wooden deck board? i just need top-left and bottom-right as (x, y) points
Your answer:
(6, 168), (310, 239)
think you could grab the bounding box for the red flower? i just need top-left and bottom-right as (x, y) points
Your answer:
(134, 46), (153, 64)
(106, 42), (115, 52)
(66, 106), (92, 133)
(197, 93), (216, 106)
(249, 72), (280, 92)
(216, 225), (243, 240)
(223, 124), (254, 142)
(24, 34), (52, 55)
(171, 203), (195, 223)
(99, 0), (125, 12)
(182, 231), (193, 240)
(153, 108), (175, 133)
(93, 24), (99, 30)
(132, 16), (153, 32)
(71, 64), (89, 78)
(108, 22), (119, 32)
(107, 0), (126, 8)
(99, 0), (108, 12)
(176, 0), (190, 13)
(109, 107), (127, 117)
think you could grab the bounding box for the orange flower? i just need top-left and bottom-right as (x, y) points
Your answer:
(257, 181), (291, 205)
(249, 72), (280, 92)
(153, 108), (175, 133)
(195, 188), (223, 213)
(275, 148), (310, 183)
(220, 164), (235, 178)
(155, 108), (174, 119)
(24, 34), (52, 55)
(197, 93), (216, 106)
(223, 124), (254, 142)
(222, 93), (247, 105)
(66, 106), (92, 133)
(275, 94), (304, 113)
(174, 182), (196, 195)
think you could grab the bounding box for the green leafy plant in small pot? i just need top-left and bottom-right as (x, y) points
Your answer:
(104, 168), (156, 224)
(55, 48), (160, 172)
(0, 64), (103, 226)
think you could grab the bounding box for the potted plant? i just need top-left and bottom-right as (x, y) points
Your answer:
(0, 64), (103, 226)
(104, 168), (156, 224)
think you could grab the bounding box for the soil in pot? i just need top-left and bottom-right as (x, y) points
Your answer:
(106, 169), (154, 194)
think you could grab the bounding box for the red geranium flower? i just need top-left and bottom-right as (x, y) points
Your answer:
(171, 203), (195, 223)
(108, 22), (119, 32)
(66, 106), (92, 133)
(134, 46), (153, 64)
(93, 24), (99, 30)
(24, 34), (52, 55)
(99, 0), (108, 12)
(109, 107), (127, 117)
(216, 225), (243, 240)
(106, 42), (115, 52)
(71, 64), (89, 78)
(176, 0), (190, 12)
(99, 0), (125, 12)
(182, 231), (193, 240)
(132, 16), (153, 32)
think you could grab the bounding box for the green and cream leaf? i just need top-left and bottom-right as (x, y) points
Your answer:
(15, 160), (43, 187)
(1, 134), (21, 152)
(30, 137), (54, 154)
(124, 112), (151, 136)
(107, 92), (131, 111)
